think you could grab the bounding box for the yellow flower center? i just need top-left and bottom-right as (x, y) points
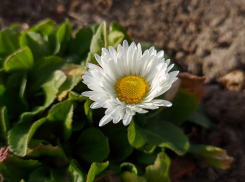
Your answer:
(116, 75), (149, 104)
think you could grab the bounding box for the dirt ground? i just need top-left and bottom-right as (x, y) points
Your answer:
(1, 0), (245, 181)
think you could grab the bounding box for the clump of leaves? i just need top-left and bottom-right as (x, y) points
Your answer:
(0, 19), (233, 182)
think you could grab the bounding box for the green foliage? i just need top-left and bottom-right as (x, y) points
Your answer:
(68, 159), (85, 182)
(0, 29), (20, 58)
(0, 154), (41, 182)
(189, 144), (233, 169)
(0, 19), (231, 182)
(76, 128), (110, 163)
(27, 140), (68, 161)
(69, 27), (93, 58)
(20, 31), (50, 60)
(9, 118), (47, 156)
(143, 120), (190, 155)
(128, 120), (147, 148)
(129, 119), (189, 155)
(144, 152), (171, 182)
(84, 99), (93, 123)
(4, 47), (34, 72)
(120, 172), (147, 182)
(0, 107), (9, 141)
(87, 22), (107, 64)
(108, 22), (131, 48)
(158, 88), (199, 126)
(188, 106), (211, 128)
(87, 161), (109, 182)
(108, 126), (134, 162)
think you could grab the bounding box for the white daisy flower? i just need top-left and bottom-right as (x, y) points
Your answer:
(82, 40), (179, 127)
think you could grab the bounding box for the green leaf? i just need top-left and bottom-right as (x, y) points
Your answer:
(157, 88), (199, 126)
(19, 71), (28, 106)
(141, 144), (156, 154)
(42, 70), (66, 107)
(120, 172), (147, 182)
(10, 23), (21, 31)
(128, 120), (147, 148)
(8, 118), (47, 156)
(57, 64), (84, 101)
(0, 106), (9, 141)
(30, 56), (65, 92)
(0, 85), (5, 98)
(91, 24), (100, 34)
(0, 29), (20, 58)
(20, 31), (50, 60)
(0, 154), (41, 182)
(52, 19), (72, 55)
(110, 22), (131, 43)
(87, 22), (108, 64)
(87, 161), (109, 182)
(188, 106), (211, 128)
(134, 150), (158, 165)
(144, 152), (171, 182)
(76, 128), (110, 163)
(108, 126), (134, 162)
(0, 72), (28, 118)
(108, 31), (124, 48)
(29, 166), (52, 182)
(29, 19), (55, 35)
(84, 99), (93, 123)
(69, 27), (93, 57)
(18, 106), (44, 124)
(47, 100), (74, 140)
(69, 91), (87, 102)
(29, 162), (84, 182)
(189, 144), (234, 169)
(27, 140), (68, 162)
(120, 163), (138, 175)
(68, 159), (85, 182)
(4, 47), (34, 72)
(143, 120), (190, 155)
(50, 168), (71, 182)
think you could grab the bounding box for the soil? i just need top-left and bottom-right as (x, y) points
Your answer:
(1, 0), (245, 181)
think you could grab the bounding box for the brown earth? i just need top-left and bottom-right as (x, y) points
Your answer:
(1, 0), (245, 181)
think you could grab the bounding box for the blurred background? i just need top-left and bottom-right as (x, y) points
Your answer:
(0, 0), (245, 181)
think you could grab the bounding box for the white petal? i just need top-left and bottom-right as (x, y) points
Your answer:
(90, 102), (103, 109)
(126, 107), (136, 116)
(99, 115), (112, 126)
(90, 94), (109, 102)
(117, 44), (123, 54)
(150, 99), (172, 107)
(166, 64), (175, 72)
(161, 100), (172, 107)
(137, 43), (142, 59)
(95, 54), (102, 65)
(169, 71), (179, 78)
(156, 50), (164, 59)
(82, 75), (99, 85)
(123, 114), (133, 126)
(123, 40), (129, 56)
(82, 91), (98, 97)
(136, 52), (148, 75)
(149, 46), (155, 55)
(137, 109), (148, 113)
(109, 46), (117, 60)
(113, 116), (121, 124)
(102, 48), (109, 54)
(83, 71), (92, 77)
(87, 83), (104, 92)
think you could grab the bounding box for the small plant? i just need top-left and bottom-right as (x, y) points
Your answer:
(0, 19), (232, 182)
